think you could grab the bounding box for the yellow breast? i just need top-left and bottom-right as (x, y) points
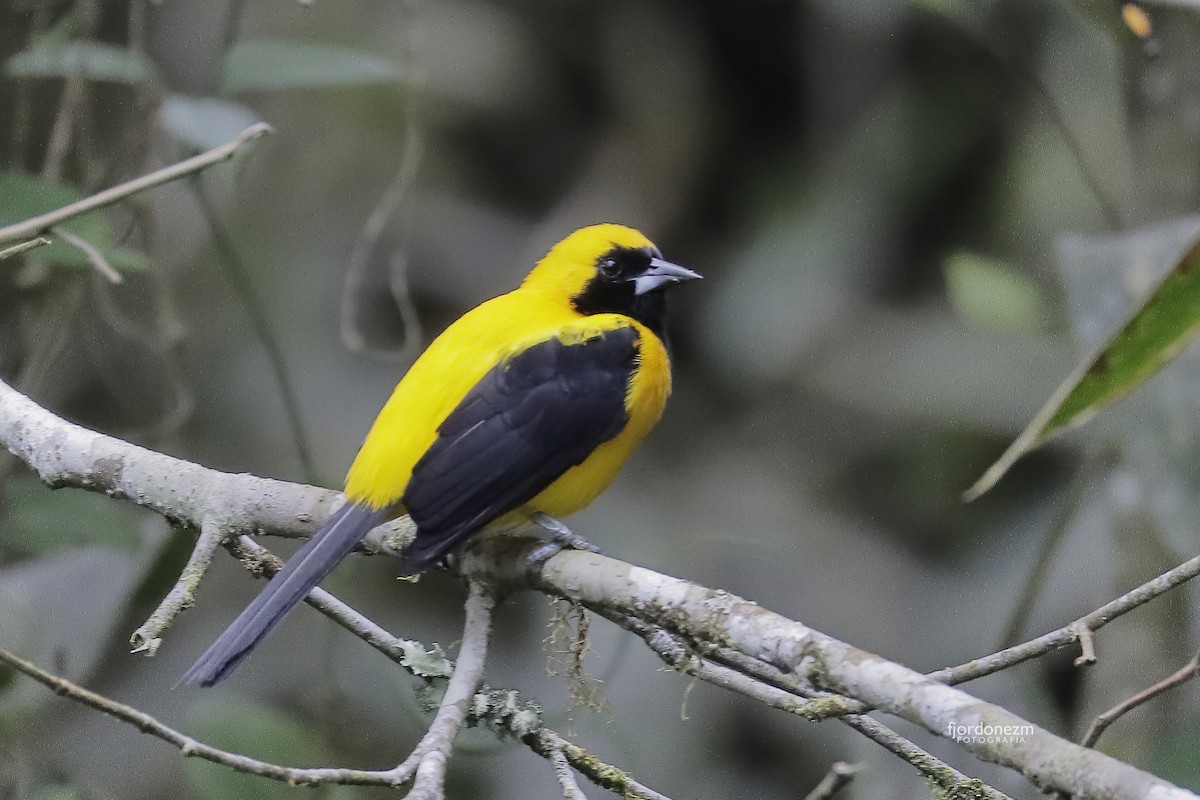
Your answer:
(525, 319), (670, 517)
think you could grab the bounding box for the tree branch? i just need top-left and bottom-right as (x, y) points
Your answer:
(1082, 648), (1200, 748)
(0, 123), (272, 245)
(0, 373), (1196, 800)
(506, 546), (1198, 800)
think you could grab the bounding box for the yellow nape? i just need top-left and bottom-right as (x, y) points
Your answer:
(521, 223), (658, 303)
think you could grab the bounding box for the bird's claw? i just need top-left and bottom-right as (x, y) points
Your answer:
(530, 512), (600, 554)
(524, 540), (565, 580)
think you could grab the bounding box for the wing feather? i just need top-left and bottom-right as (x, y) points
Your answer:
(401, 326), (638, 572)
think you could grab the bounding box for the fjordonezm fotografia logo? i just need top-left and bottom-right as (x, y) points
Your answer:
(947, 721), (1034, 745)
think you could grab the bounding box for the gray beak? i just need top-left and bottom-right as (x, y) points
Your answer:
(632, 257), (703, 296)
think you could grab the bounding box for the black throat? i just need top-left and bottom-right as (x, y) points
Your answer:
(572, 278), (669, 341)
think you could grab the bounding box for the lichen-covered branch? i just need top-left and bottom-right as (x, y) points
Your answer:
(519, 550), (1197, 800)
(0, 375), (1196, 800)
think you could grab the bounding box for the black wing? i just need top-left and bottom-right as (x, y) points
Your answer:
(401, 327), (638, 572)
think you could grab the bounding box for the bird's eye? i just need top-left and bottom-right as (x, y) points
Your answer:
(599, 258), (620, 279)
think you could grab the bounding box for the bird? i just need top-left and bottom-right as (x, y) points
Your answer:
(179, 223), (700, 687)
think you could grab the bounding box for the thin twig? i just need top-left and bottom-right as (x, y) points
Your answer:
(51, 226), (123, 284)
(0, 123), (273, 245)
(774, 553), (1200, 721)
(130, 518), (225, 655)
(339, 109), (425, 362)
(1082, 649), (1200, 748)
(220, 538), (668, 799)
(0, 645), (414, 787)
(802, 761), (862, 800)
(930, 555), (1200, 685)
(404, 582), (496, 798)
(0, 237), (51, 260)
(997, 445), (1114, 648)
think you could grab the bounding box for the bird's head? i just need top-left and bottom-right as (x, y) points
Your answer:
(522, 224), (701, 334)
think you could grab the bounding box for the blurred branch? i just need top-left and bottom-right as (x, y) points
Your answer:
(339, 122), (425, 362)
(42, 64), (86, 184)
(1082, 648), (1200, 748)
(0, 237), (50, 261)
(0, 374), (1195, 800)
(997, 445), (1115, 648)
(189, 177), (321, 485)
(50, 225), (122, 284)
(802, 762), (861, 800)
(944, 12), (1124, 229)
(0, 123), (273, 246)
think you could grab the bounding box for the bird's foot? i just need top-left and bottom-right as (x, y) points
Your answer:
(524, 513), (600, 579)
(531, 512), (599, 553)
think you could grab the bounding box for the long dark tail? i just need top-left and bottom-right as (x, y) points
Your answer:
(178, 503), (388, 687)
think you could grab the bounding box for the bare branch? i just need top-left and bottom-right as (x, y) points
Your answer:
(511, 547), (1198, 800)
(0, 373), (1196, 800)
(1083, 649), (1200, 748)
(0, 236), (51, 260)
(1074, 625), (1098, 667)
(0, 645), (413, 787)
(929, 555), (1200, 685)
(131, 518), (226, 654)
(223, 535), (451, 679)
(50, 226), (123, 284)
(0, 123), (272, 245)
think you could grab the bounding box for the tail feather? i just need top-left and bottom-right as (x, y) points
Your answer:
(178, 503), (388, 687)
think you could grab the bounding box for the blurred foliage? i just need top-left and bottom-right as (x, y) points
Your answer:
(185, 695), (359, 800)
(2, 1), (1200, 800)
(0, 476), (141, 555)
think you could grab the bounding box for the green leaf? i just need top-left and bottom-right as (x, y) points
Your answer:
(220, 40), (402, 94)
(5, 41), (160, 86)
(158, 95), (266, 153)
(1, 476), (141, 554)
(185, 696), (331, 800)
(1149, 720), (1200, 791)
(966, 237), (1200, 500)
(944, 251), (1047, 333)
(0, 171), (146, 272)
